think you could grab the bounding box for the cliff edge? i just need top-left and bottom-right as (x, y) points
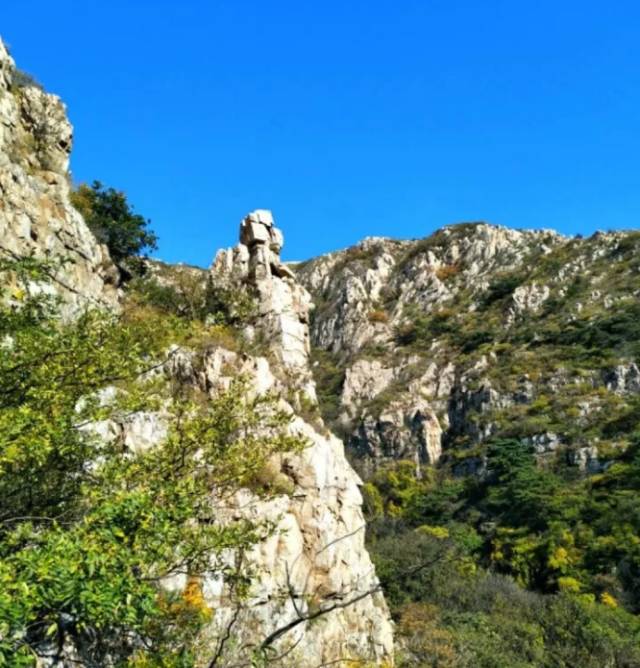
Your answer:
(0, 38), (118, 313)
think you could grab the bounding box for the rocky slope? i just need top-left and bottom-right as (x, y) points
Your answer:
(83, 213), (395, 665)
(296, 224), (640, 478)
(200, 212), (393, 663)
(6, 27), (640, 665)
(0, 38), (393, 665)
(0, 38), (118, 313)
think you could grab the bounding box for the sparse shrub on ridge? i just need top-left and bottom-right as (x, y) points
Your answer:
(11, 67), (43, 91)
(368, 309), (389, 324)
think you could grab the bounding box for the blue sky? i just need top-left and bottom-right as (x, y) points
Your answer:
(2, 1), (639, 266)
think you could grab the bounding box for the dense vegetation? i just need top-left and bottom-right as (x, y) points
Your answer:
(382, 234), (640, 665)
(0, 256), (302, 666)
(364, 441), (640, 667)
(304, 226), (640, 665)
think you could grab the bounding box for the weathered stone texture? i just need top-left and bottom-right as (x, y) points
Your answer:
(0, 38), (118, 314)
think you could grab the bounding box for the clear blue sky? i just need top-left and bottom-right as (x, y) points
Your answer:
(2, 1), (639, 266)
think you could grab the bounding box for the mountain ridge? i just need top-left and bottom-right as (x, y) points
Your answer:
(4, 30), (640, 668)
(294, 222), (640, 474)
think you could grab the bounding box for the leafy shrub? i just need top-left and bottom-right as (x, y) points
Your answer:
(310, 348), (345, 426)
(333, 245), (379, 273)
(129, 263), (257, 331)
(395, 308), (456, 347)
(129, 275), (201, 319)
(205, 283), (257, 325)
(396, 603), (459, 667)
(370, 523), (459, 607)
(436, 263), (461, 281)
(370, 514), (640, 668)
(456, 327), (495, 353)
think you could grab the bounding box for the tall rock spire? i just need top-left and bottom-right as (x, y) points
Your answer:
(212, 209), (313, 374)
(205, 213), (394, 664)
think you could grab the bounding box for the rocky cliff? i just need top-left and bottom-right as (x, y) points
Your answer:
(197, 212), (393, 663)
(296, 224), (640, 478)
(0, 38), (118, 312)
(0, 37), (393, 665)
(88, 213), (394, 664)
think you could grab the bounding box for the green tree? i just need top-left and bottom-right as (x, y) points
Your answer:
(0, 257), (302, 666)
(71, 180), (158, 271)
(485, 439), (560, 531)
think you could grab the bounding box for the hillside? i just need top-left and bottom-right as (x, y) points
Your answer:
(132, 219), (640, 666)
(296, 224), (640, 665)
(297, 224), (640, 476)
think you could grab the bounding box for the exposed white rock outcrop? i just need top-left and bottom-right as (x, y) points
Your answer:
(201, 212), (393, 664)
(67, 212), (395, 664)
(341, 358), (396, 417)
(0, 38), (118, 313)
(603, 363), (640, 394)
(353, 398), (442, 476)
(569, 445), (605, 474)
(212, 211), (313, 373)
(94, 344), (394, 665)
(508, 282), (550, 320)
(198, 349), (393, 665)
(295, 224), (571, 472)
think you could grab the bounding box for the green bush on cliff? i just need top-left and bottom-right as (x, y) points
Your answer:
(128, 264), (257, 329)
(71, 181), (158, 273)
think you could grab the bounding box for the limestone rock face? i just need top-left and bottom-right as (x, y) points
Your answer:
(296, 223), (640, 475)
(341, 358), (396, 417)
(0, 38), (118, 313)
(302, 237), (400, 356)
(200, 212), (393, 664)
(603, 363), (640, 394)
(353, 398), (442, 477)
(198, 350), (393, 665)
(508, 282), (550, 320)
(88, 344), (394, 665)
(212, 210), (314, 384)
